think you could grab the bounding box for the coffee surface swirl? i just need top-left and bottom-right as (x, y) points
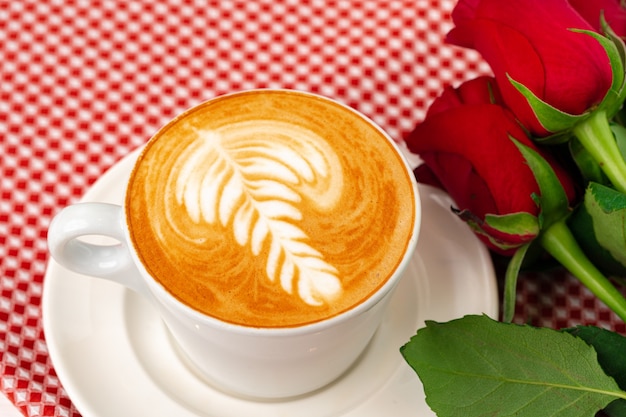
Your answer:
(126, 90), (416, 327)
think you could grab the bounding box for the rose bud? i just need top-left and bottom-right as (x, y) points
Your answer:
(447, 0), (613, 137)
(406, 77), (577, 255)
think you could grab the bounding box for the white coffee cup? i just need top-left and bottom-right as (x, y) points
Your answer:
(47, 89), (421, 399)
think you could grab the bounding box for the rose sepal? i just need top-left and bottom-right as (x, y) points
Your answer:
(454, 209), (539, 253)
(507, 76), (583, 142)
(483, 212), (540, 238)
(502, 241), (532, 322)
(571, 25), (626, 118)
(512, 139), (626, 322)
(601, 13), (626, 111)
(511, 140), (569, 228)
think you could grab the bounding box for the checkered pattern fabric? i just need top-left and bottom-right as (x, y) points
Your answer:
(1, 1), (624, 416)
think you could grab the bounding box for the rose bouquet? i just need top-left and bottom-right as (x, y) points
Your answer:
(399, 1), (626, 416)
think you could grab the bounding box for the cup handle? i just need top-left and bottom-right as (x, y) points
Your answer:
(47, 203), (147, 295)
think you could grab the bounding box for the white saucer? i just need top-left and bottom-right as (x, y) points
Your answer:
(42, 148), (498, 417)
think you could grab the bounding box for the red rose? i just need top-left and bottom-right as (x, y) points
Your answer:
(426, 75), (504, 116)
(406, 77), (577, 255)
(569, 0), (626, 39)
(447, 0), (613, 137)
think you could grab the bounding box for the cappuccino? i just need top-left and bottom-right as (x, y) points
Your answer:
(126, 90), (415, 327)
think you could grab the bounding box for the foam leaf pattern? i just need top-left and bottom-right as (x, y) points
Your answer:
(174, 129), (343, 306)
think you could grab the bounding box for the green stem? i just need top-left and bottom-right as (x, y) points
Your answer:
(502, 243), (531, 323)
(573, 109), (626, 194)
(540, 220), (626, 323)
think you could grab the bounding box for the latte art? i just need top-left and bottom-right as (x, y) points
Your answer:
(127, 90), (416, 327)
(167, 125), (344, 306)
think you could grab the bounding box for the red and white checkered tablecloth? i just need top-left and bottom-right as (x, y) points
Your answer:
(1, 1), (625, 416)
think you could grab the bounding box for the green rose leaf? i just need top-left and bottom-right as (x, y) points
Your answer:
(569, 182), (626, 276)
(565, 326), (626, 416)
(604, 400), (626, 417)
(400, 315), (626, 417)
(565, 326), (626, 389)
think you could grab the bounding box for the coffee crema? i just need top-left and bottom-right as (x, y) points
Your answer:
(126, 90), (415, 327)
